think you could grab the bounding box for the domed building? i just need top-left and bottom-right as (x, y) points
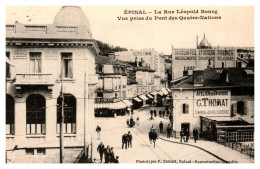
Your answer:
(198, 33), (211, 49)
(6, 6), (99, 163)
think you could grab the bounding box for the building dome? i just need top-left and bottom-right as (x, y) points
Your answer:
(53, 6), (92, 35)
(199, 33), (211, 49)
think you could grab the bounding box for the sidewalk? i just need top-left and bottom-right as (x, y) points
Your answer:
(158, 131), (254, 163)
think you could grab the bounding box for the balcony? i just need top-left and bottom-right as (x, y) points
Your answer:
(14, 73), (54, 85)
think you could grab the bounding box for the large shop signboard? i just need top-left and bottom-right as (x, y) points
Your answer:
(194, 90), (231, 117)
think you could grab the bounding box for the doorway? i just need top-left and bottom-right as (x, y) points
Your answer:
(181, 123), (190, 133)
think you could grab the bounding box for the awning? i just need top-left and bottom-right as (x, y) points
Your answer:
(122, 100), (133, 107)
(239, 117), (254, 124)
(157, 91), (164, 96)
(133, 97), (142, 102)
(166, 88), (171, 92)
(150, 91), (157, 95)
(138, 94), (148, 101)
(161, 88), (168, 95)
(94, 101), (127, 109)
(6, 57), (15, 67)
(146, 94), (153, 99)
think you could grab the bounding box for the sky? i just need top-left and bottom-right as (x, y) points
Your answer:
(5, 6), (254, 54)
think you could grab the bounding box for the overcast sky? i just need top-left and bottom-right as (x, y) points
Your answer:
(6, 6), (254, 54)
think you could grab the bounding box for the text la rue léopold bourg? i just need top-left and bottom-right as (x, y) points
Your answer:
(120, 9), (221, 21)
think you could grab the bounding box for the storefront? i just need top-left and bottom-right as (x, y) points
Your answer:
(94, 101), (128, 117)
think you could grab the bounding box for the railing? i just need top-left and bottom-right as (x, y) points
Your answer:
(57, 26), (78, 34)
(25, 26), (47, 33)
(15, 73), (53, 85)
(225, 142), (254, 159)
(6, 25), (15, 32)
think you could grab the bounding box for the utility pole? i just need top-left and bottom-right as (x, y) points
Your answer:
(84, 72), (87, 158)
(60, 67), (64, 163)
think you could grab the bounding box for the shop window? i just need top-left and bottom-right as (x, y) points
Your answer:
(57, 94), (76, 134)
(6, 94), (15, 135)
(182, 104), (189, 114)
(26, 94), (46, 135)
(237, 101), (247, 115)
(61, 53), (73, 78)
(37, 148), (46, 155)
(25, 148), (34, 155)
(30, 52), (42, 73)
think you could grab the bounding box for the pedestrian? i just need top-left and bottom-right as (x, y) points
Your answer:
(149, 128), (153, 144)
(151, 129), (158, 148)
(96, 125), (101, 140)
(185, 129), (190, 142)
(114, 156), (119, 163)
(180, 128), (184, 143)
(97, 142), (105, 162)
(122, 133), (128, 149)
(109, 147), (115, 163)
(104, 145), (110, 163)
(150, 109), (154, 120)
(162, 110), (165, 117)
(167, 124), (171, 138)
(159, 110), (162, 117)
(154, 109), (157, 117)
(136, 116), (139, 126)
(127, 131), (132, 148)
(193, 128), (199, 143)
(169, 113), (173, 122)
(159, 121), (163, 133)
(126, 119), (129, 126)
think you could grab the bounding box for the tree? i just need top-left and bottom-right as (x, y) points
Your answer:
(96, 40), (128, 56)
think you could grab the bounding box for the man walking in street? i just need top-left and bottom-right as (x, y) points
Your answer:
(167, 124), (171, 138)
(149, 128), (153, 144)
(96, 125), (101, 140)
(122, 133), (128, 149)
(180, 128), (184, 143)
(151, 129), (158, 148)
(127, 131), (132, 148)
(159, 110), (162, 117)
(185, 129), (190, 142)
(136, 116), (139, 126)
(97, 142), (105, 162)
(159, 121), (163, 133)
(154, 109), (157, 118)
(150, 109), (154, 120)
(104, 145), (110, 163)
(193, 128), (199, 143)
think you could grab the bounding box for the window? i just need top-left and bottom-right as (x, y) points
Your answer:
(221, 62), (224, 68)
(237, 101), (247, 115)
(96, 65), (103, 73)
(61, 53), (73, 78)
(29, 52), (42, 73)
(26, 94), (46, 135)
(122, 91), (126, 99)
(237, 62), (242, 68)
(37, 148), (46, 155)
(26, 148), (34, 155)
(97, 92), (103, 98)
(57, 94), (76, 134)
(6, 52), (11, 78)
(182, 104), (189, 114)
(6, 95), (14, 135)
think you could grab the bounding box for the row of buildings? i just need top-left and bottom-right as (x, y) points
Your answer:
(170, 34), (254, 144)
(5, 6), (170, 163)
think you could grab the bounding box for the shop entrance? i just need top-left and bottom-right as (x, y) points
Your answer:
(181, 123), (190, 133)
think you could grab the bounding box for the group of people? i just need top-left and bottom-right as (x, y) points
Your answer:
(97, 142), (119, 163)
(148, 128), (158, 148)
(126, 117), (136, 127)
(122, 131), (133, 149)
(180, 128), (199, 143)
(159, 121), (173, 138)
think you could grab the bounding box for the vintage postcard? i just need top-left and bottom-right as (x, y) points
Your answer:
(4, 5), (254, 165)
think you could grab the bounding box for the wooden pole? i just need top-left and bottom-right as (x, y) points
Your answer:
(60, 66), (64, 163)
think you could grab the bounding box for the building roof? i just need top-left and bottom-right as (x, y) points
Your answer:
(171, 67), (254, 90)
(199, 33), (211, 48)
(95, 55), (126, 66)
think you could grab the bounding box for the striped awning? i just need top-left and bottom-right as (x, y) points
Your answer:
(133, 97), (142, 102)
(161, 88), (168, 95)
(150, 91), (157, 95)
(157, 91), (164, 96)
(94, 101), (127, 109)
(122, 100), (133, 107)
(138, 94), (148, 101)
(146, 94), (153, 99)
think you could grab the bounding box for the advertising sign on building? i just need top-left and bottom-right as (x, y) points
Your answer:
(194, 90), (231, 117)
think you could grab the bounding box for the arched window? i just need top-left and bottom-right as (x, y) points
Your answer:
(57, 94), (76, 134)
(26, 94), (46, 135)
(6, 95), (14, 135)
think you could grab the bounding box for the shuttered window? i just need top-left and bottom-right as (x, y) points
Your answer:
(182, 104), (189, 114)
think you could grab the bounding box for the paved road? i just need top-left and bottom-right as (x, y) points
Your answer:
(93, 107), (224, 163)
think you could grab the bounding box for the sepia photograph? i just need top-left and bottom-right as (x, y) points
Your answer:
(3, 3), (255, 165)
